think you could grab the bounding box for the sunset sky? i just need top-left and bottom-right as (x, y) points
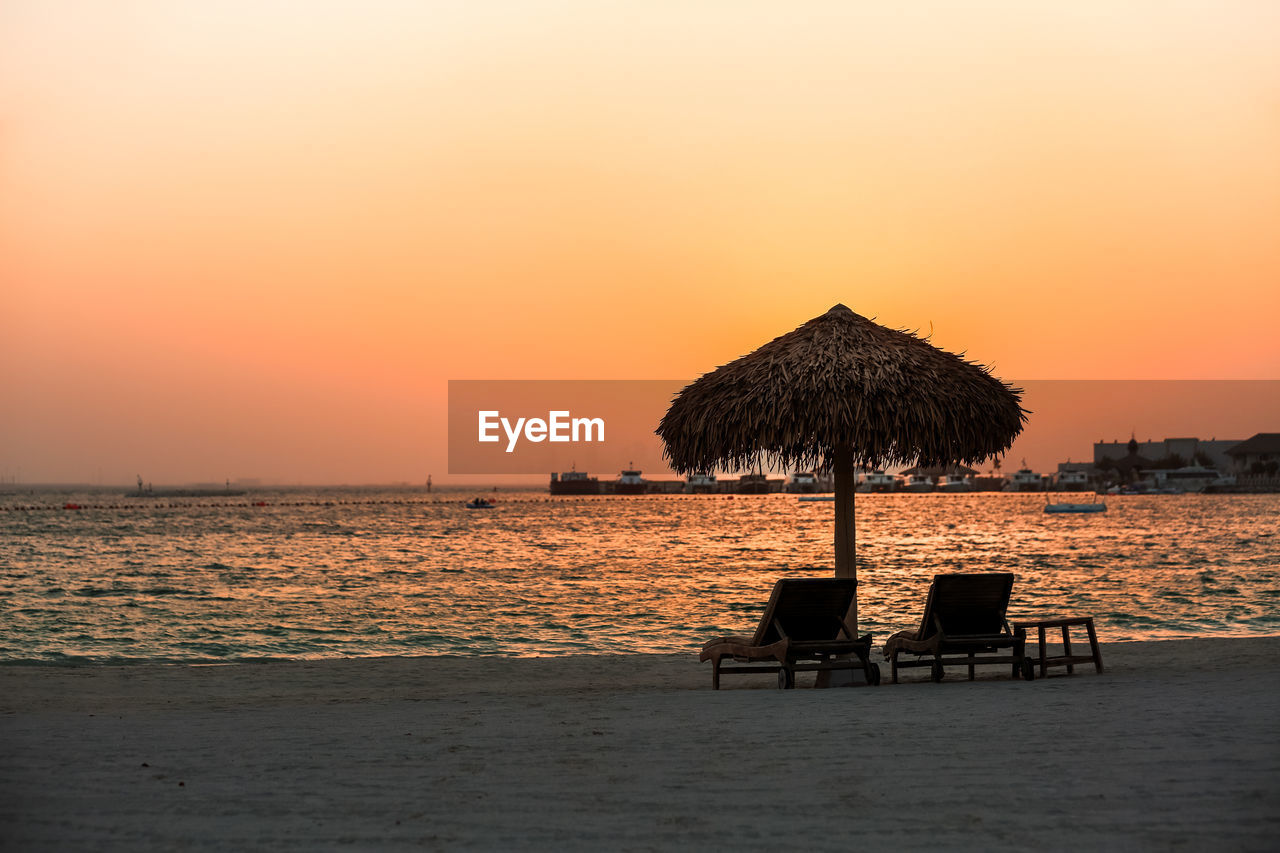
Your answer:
(3, 1), (1278, 484)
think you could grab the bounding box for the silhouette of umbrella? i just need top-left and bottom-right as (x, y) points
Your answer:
(657, 304), (1025, 629)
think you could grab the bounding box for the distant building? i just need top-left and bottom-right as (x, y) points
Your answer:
(1094, 437), (1242, 472)
(1225, 433), (1280, 474)
(1092, 437), (1155, 482)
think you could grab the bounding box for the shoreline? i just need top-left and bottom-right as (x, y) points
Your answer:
(3, 636), (1279, 708)
(3, 637), (1279, 850)
(7, 627), (1280, 670)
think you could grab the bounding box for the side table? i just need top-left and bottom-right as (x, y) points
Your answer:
(1010, 616), (1104, 677)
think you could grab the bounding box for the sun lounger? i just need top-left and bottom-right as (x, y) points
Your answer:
(699, 578), (879, 689)
(882, 573), (1034, 683)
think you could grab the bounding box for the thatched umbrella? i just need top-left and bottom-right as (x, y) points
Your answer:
(657, 304), (1026, 629)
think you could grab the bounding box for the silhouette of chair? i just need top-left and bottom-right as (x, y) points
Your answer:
(700, 578), (879, 689)
(883, 573), (1034, 683)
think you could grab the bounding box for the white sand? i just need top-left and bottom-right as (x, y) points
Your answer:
(3, 638), (1279, 851)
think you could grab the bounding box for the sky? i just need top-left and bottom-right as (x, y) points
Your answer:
(3, 1), (1278, 485)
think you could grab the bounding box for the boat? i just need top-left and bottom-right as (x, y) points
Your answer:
(1045, 499), (1106, 513)
(857, 470), (896, 493)
(1054, 470), (1091, 491)
(1110, 483), (1179, 495)
(1147, 465), (1234, 494)
(127, 476), (245, 498)
(785, 472), (818, 493)
(937, 475), (973, 493)
(126, 488), (247, 498)
(465, 497), (495, 509)
(900, 473), (935, 493)
(736, 473), (771, 494)
(797, 495), (836, 502)
(686, 472), (718, 494)
(614, 468), (648, 495)
(969, 474), (1006, 492)
(1004, 463), (1045, 492)
(549, 469), (600, 495)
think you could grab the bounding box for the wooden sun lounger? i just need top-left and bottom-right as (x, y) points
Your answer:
(882, 573), (1034, 683)
(699, 578), (879, 689)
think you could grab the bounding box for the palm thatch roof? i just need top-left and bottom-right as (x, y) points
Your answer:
(657, 304), (1026, 473)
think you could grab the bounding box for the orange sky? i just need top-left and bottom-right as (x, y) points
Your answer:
(2, 1), (1278, 484)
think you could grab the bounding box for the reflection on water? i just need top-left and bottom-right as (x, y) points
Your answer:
(1, 490), (1277, 662)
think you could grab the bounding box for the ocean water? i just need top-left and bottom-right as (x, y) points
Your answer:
(1, 487), (1277, 664)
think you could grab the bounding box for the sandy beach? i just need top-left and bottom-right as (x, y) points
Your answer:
(3, 638), (1278, 851)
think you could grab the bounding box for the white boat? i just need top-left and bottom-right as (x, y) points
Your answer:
(686, 472), (717, 494)
(938, 475), (973, 492)
(1147, 465), (1234, 494)
(1055, 470), (1091, 491)
(786, 472), (818, 493)
(615, 468), (647, 495)
(900, 473), (935, 493)
(1004, 464), (1045, 492)
(857, 470), (896, 493)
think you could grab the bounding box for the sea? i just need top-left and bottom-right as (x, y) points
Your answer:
(1, 487), (1277, 665)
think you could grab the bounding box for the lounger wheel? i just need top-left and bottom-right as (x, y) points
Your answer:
(866, 663), (881, 686)
(931, 661), (944, 683)
(778, 668), (795, 689)
(1021, 658), (1035, 681)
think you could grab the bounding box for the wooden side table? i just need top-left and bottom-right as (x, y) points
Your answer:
(1010, 616), (1104, 677)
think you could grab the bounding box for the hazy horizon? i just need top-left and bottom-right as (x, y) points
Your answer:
(6, 377), (1276, 488)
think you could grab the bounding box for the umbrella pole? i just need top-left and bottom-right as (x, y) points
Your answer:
(833, 445), (857, 628)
